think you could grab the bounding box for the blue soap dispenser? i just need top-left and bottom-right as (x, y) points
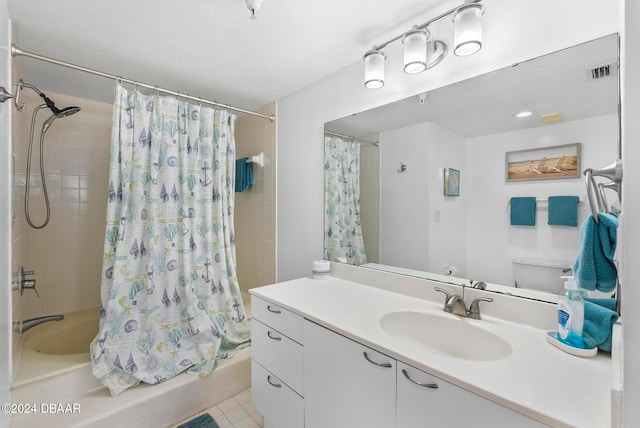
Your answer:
(557, 276), (585, 348)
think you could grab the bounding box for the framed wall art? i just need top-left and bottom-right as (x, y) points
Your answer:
(444, 168), (460, 196)
(505, 143), (581, 182)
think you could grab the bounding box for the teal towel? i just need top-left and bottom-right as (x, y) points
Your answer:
(235, 158), (254, 192)
(582, 297), (619, 352)
(573, 212), (618, 292)
(548, 196), (579, 227)
(510, 197), (536, 226)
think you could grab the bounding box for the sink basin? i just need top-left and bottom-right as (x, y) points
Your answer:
(379, 311), (512, 361)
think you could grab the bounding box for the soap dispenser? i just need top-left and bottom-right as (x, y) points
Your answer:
(557, 276), (585, 348)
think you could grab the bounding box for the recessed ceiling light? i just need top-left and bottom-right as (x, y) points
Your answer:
(514, 110), (534, 118)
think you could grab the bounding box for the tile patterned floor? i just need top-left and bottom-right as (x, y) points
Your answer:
(175, 389), (263, 428)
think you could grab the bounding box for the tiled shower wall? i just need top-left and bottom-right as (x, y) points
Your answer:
(235, 103), (277, 294)
(12, 89), (111, 321)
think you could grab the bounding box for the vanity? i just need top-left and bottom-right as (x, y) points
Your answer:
(250, 263), (613, 428)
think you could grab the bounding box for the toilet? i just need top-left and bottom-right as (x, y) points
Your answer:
(512, 258), (573, 294)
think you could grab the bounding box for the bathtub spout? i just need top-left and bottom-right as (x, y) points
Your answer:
(13, 315), (64, 334)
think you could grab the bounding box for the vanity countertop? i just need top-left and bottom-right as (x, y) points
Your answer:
(250, 275), (612, 428)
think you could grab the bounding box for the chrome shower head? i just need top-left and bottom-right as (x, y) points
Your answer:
(41, 106), (80, 133)
(56, 106), (81, 118)
(39, 92), (80, 118)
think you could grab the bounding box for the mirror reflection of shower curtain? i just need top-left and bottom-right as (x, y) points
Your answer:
(324, 136), (367, 265)
(90, 84), (250, 396)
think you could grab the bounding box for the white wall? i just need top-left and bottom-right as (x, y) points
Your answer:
(378, 122), (466, 275)
(276, 0), (620, 282)
(621, 1), (640, 425)
(426, 123), (467, 277)
(0, 0), (12, 425)
(466, 114), (618, 286)
(380, 123), (430, 269)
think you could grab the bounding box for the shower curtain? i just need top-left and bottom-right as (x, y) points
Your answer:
(324, 136), (367, 265)
(90, 84), (250, 396)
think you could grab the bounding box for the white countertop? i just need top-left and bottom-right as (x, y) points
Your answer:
(250, 275), (612, 428)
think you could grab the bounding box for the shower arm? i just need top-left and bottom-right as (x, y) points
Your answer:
(12, 80), (53, 112)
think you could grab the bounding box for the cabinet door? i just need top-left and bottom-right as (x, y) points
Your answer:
(252, 360), (304, 428)
(304, 320), (396, 428)
(397, 362), (545, 428)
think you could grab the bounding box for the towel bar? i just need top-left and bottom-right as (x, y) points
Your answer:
(506, 197), (582, 204)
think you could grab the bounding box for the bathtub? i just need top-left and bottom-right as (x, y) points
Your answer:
(11, 293), (252, 428)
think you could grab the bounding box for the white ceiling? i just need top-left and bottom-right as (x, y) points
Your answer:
(326, 34), (619, 139)
(8, 0), (457, 112)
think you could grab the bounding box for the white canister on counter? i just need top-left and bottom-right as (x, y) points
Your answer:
(312, 260), (331, 279)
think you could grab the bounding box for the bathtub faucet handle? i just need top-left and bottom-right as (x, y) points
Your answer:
(22, 279), (39, 298)
(12, 266), (39, 297)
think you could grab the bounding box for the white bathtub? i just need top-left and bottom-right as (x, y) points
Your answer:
(11, 294), (252, 428)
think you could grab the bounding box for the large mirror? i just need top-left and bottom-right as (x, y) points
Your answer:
(324, 34), (619, 303)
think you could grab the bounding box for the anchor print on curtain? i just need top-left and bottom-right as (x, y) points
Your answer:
(324, 136), (368, 265)
(91, 84), (250, 396)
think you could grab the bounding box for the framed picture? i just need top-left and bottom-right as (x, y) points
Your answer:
(444, 168), (460, 196)
(505, 143), (581, 182)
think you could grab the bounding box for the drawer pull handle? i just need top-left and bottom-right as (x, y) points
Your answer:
(267, 305), (282, 314)
(402, 369), (439, 389)
(267, 375), (282, 388)
(267, 331), (282, 341)
(363, 351), (392, 368)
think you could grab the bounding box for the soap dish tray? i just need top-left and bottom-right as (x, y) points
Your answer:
(546, 331), (598, 357)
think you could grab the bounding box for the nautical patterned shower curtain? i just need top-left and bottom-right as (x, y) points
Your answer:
(90, 84), (250, 396)
(324, 136), (367, 265)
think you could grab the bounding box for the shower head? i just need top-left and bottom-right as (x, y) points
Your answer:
(56, 105), (81, 117)
(41, 106), (80, 133)
(39, 92), (80, 118)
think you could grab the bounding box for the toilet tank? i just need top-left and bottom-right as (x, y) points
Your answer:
(512, 258), (573, 294)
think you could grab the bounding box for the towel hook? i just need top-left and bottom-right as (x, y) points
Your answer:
(397, 162), (407, 173)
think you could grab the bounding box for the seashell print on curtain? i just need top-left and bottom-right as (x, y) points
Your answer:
(90, 84), (250, 396)
(324, 136), (368, 265)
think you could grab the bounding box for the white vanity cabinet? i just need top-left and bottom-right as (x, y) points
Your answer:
(303, 320), (396, 428)
(397, 362), (545, 428)
(251, 296), (304, 428)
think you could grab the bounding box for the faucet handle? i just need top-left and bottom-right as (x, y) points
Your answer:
(434, 287), (452, 309)
(468, 297), (493, 320)
(22, 279), (40, 298)
(434, 287), (451, 301)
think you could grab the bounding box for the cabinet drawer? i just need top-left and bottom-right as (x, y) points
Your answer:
(251, 296), (303, 343)
(252, 318), (304, 394)
(252, 359), (304, 428)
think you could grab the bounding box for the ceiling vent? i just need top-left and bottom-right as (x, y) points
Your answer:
(587, 62), (617, 80)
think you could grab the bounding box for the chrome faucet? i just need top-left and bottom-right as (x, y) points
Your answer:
(11, 266), (40, 297)
(13, 315), (64, 334)
(470, 280), (487, 290)
(434, 285), (493, 320)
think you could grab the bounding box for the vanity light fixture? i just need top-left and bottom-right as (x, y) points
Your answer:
(452, 3), (485, 56)
(364, 49), (387, 89)
(403, 28), (429, 74)
(363, 0), (485, 88)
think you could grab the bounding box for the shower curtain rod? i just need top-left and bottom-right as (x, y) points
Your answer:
(324, 130), (379, 146)
(11, 44), (275, 122)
